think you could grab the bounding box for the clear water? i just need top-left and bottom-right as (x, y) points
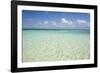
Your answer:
(22, 30), (90, 62)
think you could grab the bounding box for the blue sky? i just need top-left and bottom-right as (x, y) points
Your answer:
(22, 10), (90, 29)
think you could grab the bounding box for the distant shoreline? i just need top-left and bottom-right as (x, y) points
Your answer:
(22, 29), (90, 30)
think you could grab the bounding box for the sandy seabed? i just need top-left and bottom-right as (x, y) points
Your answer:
(22, 30), (90, 62)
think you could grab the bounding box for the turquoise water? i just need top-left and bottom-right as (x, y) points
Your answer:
(22, 30), (90, 62)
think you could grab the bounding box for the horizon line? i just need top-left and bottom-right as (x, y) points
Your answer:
(22, 28), (90, 30)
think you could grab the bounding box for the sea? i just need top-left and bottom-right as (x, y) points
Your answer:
(22, 29), (90, 62)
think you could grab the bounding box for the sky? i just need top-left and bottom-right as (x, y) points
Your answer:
(22, 10), (90, 29)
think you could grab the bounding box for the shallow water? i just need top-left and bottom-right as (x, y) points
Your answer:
(22, 30), (90, 62)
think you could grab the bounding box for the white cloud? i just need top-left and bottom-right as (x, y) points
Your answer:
(44, 21), (48, 24)
(39, 22), (42, 25)
(77, 19), (87, 24)
(51, 21), (57, 25)
(61, 18), (67, 23)
(61, 18), (73, 24)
